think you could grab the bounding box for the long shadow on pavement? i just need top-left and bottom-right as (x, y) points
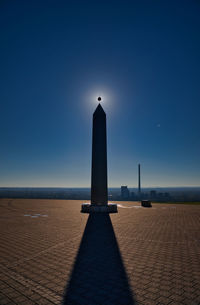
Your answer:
(63, 213), (136, 305)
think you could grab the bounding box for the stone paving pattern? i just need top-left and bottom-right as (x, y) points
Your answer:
(0, 199), (199, 305)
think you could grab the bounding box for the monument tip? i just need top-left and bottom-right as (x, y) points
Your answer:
(94, 103), (105, 115)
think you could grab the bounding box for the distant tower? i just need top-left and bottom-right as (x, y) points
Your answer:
(138, 164), (141, 197)
(121, 186), (130, 199)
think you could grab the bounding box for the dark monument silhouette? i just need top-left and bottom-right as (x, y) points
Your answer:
(81, 99), (117, 213)
(91, 103), (108, 205)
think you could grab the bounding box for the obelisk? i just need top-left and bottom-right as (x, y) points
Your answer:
(91, 103), (108, 205)
(81, 98), (117, 213)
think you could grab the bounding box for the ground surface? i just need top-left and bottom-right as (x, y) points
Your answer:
(0, 199), (199, 305)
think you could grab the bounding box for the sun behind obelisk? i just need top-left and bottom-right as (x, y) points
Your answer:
(81, 102), (117, 213)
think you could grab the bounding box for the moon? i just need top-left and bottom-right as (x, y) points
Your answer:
(97, 96), (102, 102)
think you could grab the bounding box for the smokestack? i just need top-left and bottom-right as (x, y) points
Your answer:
(138, 163), (141, 196)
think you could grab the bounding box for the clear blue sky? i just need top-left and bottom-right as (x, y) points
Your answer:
(0, 0), (200, 187)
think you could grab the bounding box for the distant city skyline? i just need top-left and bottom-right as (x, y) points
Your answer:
(0, 1), (200, 187)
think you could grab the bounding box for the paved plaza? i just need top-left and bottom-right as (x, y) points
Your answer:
(0, 199), (199, 305)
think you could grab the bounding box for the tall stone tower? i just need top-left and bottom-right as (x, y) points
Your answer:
(91, 104), (108, 205)
(81, 101), (117, 213)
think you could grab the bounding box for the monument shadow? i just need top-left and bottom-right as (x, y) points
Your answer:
(63, 213), (135, 305)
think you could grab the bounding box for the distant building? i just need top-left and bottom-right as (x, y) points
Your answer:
(150, 190), (157, 199)
(131, 192), (135, 199)
(164, 192), (170, 199)
(121, 186), (130, 199)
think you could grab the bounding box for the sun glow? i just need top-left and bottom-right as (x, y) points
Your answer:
(83, 86), (116, 117)
(86, 87), (114, 106)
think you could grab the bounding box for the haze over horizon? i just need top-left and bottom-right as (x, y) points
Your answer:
(0, 1), (200, 188)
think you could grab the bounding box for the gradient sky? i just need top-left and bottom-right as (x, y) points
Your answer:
(0, 0), (200, 187)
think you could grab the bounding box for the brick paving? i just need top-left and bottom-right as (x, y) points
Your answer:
(0, 199), (199, 305)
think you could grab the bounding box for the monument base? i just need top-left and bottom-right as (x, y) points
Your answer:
(81, 203), (118, 213)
